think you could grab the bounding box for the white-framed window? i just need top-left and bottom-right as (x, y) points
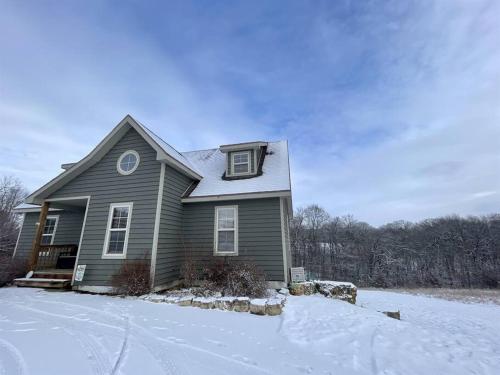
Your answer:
(102, 202), (133, 259)
(40, 215), (59, 245)
(117, 150), (140, 175)
(231, 151), (251, 175)
(214, 205), (238, 255)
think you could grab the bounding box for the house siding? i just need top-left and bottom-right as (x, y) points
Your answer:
(182, 197), (285, 281)
(154, 166), (194, 286)
(46, 128), (161, 286)
(14, 209), (85, 260)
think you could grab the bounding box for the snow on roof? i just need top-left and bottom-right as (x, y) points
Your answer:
(181, 140), (291, 198)
(134, 119), (204, 177)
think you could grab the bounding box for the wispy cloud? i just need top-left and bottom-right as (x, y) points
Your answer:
(0, 0), (499, 225)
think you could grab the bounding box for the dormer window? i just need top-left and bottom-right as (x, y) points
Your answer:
(231, 151), (251, 175)
(220, 141), (268, 179)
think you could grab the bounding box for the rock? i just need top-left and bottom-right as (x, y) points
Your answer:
(302, 282), (316, 295)
(289, 283), (305, 296)
(177, 296), (193, 306)
(146, 294), (165, 303)
(232, 297), (250, 312)
(199, 297), (215, 309)
(278, 288), (290, 296)
(164, 296), (180, 304)
(265, 300), (282, 316)
(383, 311), (400, 320)
(250, 299), (267, 315)
(314, 281), (357, 304)
(215, 297), (235, 310)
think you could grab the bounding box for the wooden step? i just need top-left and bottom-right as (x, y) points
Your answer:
(14, 278), (71, 289)
(33, 271), (73, 280)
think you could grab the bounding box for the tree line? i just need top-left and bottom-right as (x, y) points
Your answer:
(0, 176), (27, 256)
(291, 205), (500, 288)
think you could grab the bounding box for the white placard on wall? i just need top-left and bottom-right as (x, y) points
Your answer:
(75, 265), (86, 282)
(290, 267), (305, 282)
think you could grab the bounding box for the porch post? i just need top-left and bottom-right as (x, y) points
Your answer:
(29, 201), (50, 270)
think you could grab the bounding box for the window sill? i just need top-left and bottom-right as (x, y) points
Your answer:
(101, 254), (126, 260)
(213, 251), (238, 257)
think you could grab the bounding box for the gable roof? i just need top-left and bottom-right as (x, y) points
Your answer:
(24, 115), (292, 205)
(25, 115), (203, 204)
(181, 140), (291, 201)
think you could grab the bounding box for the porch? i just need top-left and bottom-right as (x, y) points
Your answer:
(14, 197), (89, 289)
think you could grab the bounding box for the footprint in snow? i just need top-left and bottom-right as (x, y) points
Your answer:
(13, 328), (37, 332)
(231, 354), (257, 366)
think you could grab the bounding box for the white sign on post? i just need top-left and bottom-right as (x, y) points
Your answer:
(290, 267), (306, 282)
(75, 265), (86, 282)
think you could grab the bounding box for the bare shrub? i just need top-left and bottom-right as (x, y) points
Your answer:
(0, 255), (28, 287)
(180, 252), (201, 288)
(225, 262), (267, 298)
(111, 258), (150, 296)
(203, 258), (267, 298)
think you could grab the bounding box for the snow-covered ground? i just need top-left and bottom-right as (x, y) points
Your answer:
(0, 288), (498, 375)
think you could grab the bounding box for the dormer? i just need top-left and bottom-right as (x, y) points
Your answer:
(220, 141), (268, 180)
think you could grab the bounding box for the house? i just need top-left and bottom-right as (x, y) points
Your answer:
(12, 115), (293, 292)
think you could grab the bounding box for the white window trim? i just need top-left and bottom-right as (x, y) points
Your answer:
(214, 205), (238, 256)
(230, 151), (252, 176)
(117, 150), (140, 175)
(102, 202), (133, 259)
(40, 215), (59, 246)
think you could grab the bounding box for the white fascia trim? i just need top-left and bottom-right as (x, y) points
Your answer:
(220, 141), (268, 153)
(12, 213), (25, 258)
(280, 197), (289, 284)
(26, 115), (201, 204)
(45, 195), (92, 202)
(213, 205), (239, 256)
(71, 197), (91, 285)
(13, 207), (63, 213)
(101, 202), (133, 260)
(182, 190), (291, 203)
(150, 163), (165, 287)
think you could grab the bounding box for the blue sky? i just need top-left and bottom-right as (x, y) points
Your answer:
(1, 0), (499, 225)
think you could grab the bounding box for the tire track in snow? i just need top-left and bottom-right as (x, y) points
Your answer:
(0, 338), (28, 375)
(28, 297), (181, 374)
(4, 301), (113, 374)
(111, 316), (130, 375)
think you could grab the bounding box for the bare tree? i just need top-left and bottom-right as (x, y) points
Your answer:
(291, 204), (500, 288)
(0, 176), (28, 255)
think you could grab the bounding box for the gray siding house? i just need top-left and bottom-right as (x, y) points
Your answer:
(13, 115), (292, 292)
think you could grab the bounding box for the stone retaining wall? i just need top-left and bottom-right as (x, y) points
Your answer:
(289, 280), (357, 304)
(141, 291), (287, 316)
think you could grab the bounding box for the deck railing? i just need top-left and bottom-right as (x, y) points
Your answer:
(36, 245), (78, 271)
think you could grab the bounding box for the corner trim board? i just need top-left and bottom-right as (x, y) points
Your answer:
(150, 163), (165, 287)
(12, 213), (25, 258)
(280, 197), (289, 284)
(71, 196), (91, 286)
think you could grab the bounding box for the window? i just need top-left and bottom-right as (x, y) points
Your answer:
(117, 150), (140, 175)
(231, 151), (251, 175)
(214, 206), (238, 255)
(40, 216), (59, 245)
(102, 203), (133, 258)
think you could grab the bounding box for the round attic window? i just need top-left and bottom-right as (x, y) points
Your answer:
(117, 150), (140, 175)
